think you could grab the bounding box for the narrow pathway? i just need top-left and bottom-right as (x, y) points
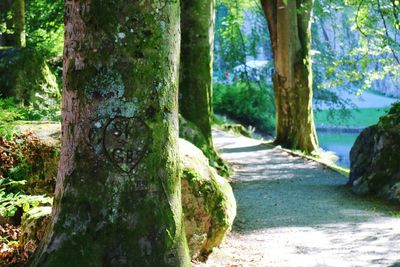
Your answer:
(204, 129), (400, 267)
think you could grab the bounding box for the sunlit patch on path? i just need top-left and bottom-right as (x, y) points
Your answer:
(198, 130), (400, 267)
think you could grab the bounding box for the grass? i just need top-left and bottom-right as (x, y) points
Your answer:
(314, 108), (389, 128)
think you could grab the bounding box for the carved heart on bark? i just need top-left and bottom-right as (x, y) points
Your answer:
(103, 116), (150, 173)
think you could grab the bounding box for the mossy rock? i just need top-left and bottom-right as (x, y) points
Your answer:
(218, 124), (252, 138)
(349, 102), (400, 202)
(2, 123), (61, 196)
(179, 139), (236, 261)
(19, 206), (52, 256)
(0, 48), (60, 106)
(179, 115), (232, 177)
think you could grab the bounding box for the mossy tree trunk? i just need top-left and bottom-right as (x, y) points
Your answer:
(28, 0), (190, 266)
(0, 0), (26, 47)
(261, 0), (318, 153)
(180, 0), (215, 150)
(180, 0), (230, 176)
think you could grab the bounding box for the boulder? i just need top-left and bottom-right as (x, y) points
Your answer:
(179, 115), (231, 177)
(349, 102), (400, 202)
(218, 124), (252, 138)
(179, 139), (236, 261)
(19, 206), (52, 256)
(0, 48), (60, 107)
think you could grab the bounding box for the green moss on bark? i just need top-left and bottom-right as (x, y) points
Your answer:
(179, 0), (215, 151)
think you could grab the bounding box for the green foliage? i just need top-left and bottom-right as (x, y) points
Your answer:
(213, 0), (276, 135)
(0, 48), (61, 113)
(214, 0), (270, 80)
(0, 0), (64, 84)
(25, 0), (64, 59)
(0, 132), (57, 218)
(214, 0), (352, 116)
(0, 98), (60, 138)
(0, 178), (52, 218)
(312, 0), (400, 95)
(213, 82), (275, 133)
(0, 98), (59, 122)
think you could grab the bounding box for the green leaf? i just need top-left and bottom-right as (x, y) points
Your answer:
(23, 202), (30, 212)
(7, 206), (17, 217)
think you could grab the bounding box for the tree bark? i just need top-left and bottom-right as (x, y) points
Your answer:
(0, 0), (25, 47)
(261, 0), (318, 153)
(180, 0), (215, 150)
(179, 0), (230, 176)
(29, 0), (190, 266)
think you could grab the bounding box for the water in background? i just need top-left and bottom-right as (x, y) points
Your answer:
(317, 131), (359, 168)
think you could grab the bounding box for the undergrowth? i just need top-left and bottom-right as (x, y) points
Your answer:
(0, 98), (61, 139)
(0, 132), (56, 219)
(213, 82), (275, 134)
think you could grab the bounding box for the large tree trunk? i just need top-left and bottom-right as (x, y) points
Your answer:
(0, 0), (25, 47)
(261, 0), (318, 153)
(28, 1), (190, 266)
(180, 0), (215, 150)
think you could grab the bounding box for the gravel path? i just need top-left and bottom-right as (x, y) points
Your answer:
(201, 130), (400, 267)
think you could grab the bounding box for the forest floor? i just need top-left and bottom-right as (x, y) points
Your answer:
(198, 129), (400, 267)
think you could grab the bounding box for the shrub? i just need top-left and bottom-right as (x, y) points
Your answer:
(213, 81), (275, 134)
(0, 132), (57, 219)
(0, 98), (61, 139)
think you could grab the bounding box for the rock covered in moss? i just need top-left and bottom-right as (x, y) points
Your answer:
(19, 206), (52, 256)
(0, 48), (60, 106)
(349, 102), (400, 202)
(218, 124), (252, 138)
(179, 115), (231, 177)
(0, 129), (60, 196)
(179, 139), (236, 261)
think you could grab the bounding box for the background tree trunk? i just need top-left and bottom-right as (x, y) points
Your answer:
(0, 0), (26, 47)
(29, 0), (190, 266)
(261, 0), (318, 153)
(180, 0), (215, 150)
(180, 0), (231, 176)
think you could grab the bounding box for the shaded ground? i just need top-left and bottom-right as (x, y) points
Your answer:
(199, 129), (400, 267)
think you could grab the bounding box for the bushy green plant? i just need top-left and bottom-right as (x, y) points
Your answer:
(213, 82), (275, 134)
(0, 98), (61, 139)
(26, 0), (64, 59)
(0, 132), (57, 218)
(0, 178), (52, 218)
(0, 97), (61, 122)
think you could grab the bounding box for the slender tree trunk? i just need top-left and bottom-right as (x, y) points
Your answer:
(180, 0), (215, 150)
(179, 0), (230, 176)
(29, 1), (190, 266)
(0, 0), (25, 47)
(12, 0), (25, 47)
(261, 0), (318, 153)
